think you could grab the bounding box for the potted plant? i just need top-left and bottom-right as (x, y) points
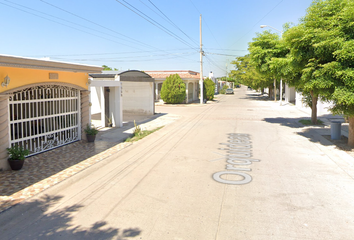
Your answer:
(84, 124), (99, 142)
(106, 117), (113, 127)
(7, 144), (30, 170)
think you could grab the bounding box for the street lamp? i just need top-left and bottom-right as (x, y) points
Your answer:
(260, 25), (283, 105)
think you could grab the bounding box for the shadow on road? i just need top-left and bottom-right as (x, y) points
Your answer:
(241, 92), (273, 101)
(263, 116), (353, 152)
(263, 117), (312, 129)
(0, 194), (142, 239)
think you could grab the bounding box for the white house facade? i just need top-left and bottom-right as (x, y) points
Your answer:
(145, 70), (200, 103)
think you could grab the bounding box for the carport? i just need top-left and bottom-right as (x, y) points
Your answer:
(89, 70), (155, 127)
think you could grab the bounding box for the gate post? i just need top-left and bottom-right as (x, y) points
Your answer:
(0, 96), (10, 170)
(81, 90), (90, 141)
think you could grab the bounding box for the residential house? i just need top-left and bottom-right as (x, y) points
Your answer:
(145, 70), (200, 103)
(0, 55), (102, 170)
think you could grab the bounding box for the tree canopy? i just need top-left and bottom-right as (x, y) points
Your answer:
(282, 0), (354, 127)
(241, 0), (354, 145)
(230, 55), (265, 90)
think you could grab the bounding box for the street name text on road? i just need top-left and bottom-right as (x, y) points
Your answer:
(213, 133), (260, 185)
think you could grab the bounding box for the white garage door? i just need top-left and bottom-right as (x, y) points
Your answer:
(9, 85), (81, 156)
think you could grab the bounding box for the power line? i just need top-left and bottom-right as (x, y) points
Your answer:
(205, 52), (242, 57)
(0, 1), (140, 48)
(29, 49), (196, 57)
(39, 0), (153, 49)
(188, 0), (223, 49)
(53, 52), (196, 61)
(188, 0), (230, 76)
(51, 53), (199, 63)
(230, 0), (284, 47)
(4, 0), (152, 49)
(204, 55), (225, 73)
(114, 0), (199, 51)
(204, 48), (248, 52)
(147, 0), (199, 46)
(36, 0), (199, 63)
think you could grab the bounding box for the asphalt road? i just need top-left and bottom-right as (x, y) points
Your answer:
(1, 87), (354, 239)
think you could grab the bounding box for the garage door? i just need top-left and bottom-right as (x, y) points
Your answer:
(9, 85), (81, 156)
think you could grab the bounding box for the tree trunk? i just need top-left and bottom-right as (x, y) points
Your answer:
(310, 91), (318, 124)
(268, 85), (273, 99)
(348, 116), (354, 147)
(274, 79), (276, 101)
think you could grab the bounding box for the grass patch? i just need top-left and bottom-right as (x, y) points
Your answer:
(125, 126), (164, 142)
(299, 119), (324, 125)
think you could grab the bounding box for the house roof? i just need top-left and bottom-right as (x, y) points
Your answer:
(90, 70), (152, 79)
(144, 70), (200, 79)
(0, 54), (103, 73)
(89, 70), (154, 82)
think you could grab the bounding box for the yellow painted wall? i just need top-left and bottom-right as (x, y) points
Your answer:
(0, 66), (89, 93)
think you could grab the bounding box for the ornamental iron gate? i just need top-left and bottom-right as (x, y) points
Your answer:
(9, 85), (81, 156)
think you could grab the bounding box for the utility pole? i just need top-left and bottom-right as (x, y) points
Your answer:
(200, 14), (204, 104)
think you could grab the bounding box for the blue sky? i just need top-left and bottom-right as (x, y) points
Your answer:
(0, 0), (313, 77)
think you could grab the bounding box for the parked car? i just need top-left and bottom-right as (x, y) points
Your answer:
(226, 88), (234, 94)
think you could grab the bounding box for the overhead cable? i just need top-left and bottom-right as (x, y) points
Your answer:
(39, 0), (152, 48)
(0, 1), (139, 48)
(114, 0), (199, 51)
(147, 0), (199, 46)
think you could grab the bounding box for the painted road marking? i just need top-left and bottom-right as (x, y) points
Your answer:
(212, 133), (260, 185)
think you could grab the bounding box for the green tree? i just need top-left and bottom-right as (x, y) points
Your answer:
(160, 74), (186, 104)
(102, 65), (118, 71)
(203, 78), (215, 100)
(284, 0), (354, 145)
(230, 55), (266, 92)
(248, 30), (286, 100)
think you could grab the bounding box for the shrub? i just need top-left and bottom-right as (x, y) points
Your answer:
(203, 78), (215, 100)
(219, 85), (228, 94)
(133, 120), (142, 136)
(160, 74), (186, 104)
(7, 144), (30, 160)
(84, 124), (99, 135)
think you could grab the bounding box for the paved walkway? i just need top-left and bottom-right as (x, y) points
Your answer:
(0, 113), (180, 213)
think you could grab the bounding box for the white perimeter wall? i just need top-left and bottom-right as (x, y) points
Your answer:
(295, 92), (334, 115)
(122, 81), (154, 115)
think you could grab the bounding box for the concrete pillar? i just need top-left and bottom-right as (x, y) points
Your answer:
(151, 82), (155, 114)
(155, 83), (158, 101)
(0, 96), (10, 170)
(81, 91), (90, 141)
(113, 86), (123, 127)
(285, 84), (296, 103)
(186, 81), (189, 103)
(100, 87), (105, 127)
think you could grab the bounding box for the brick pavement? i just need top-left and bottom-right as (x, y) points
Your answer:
(0, 140), (132, 213)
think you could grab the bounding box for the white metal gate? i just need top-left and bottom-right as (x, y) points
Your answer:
(8, 85), (81, 156)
